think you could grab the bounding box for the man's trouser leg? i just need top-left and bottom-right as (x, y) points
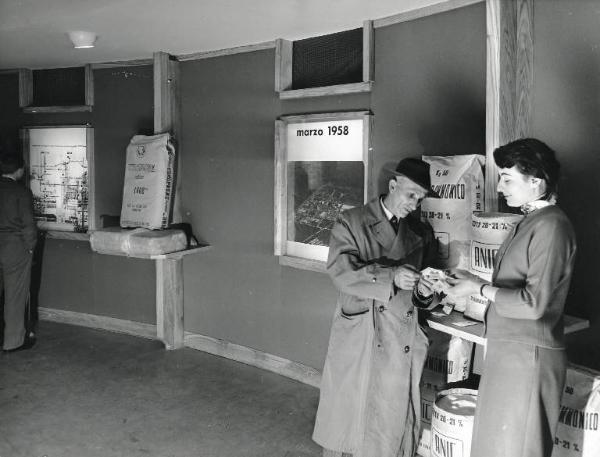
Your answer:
(2, 244), (32, 351)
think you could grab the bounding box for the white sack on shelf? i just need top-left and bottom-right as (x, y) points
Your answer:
(120, 133), (175, 229)
(90, 227), (186, 256)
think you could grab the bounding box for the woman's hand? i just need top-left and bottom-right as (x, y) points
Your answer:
(446, 269), (485, 298)
(446, 268), (480, 281)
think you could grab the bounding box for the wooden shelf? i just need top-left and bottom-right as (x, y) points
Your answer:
(92, 245), (211, 260)
(278, 255), (326, 273)
(23, 105), (92, 113)
(44, 230), (90, 241)
(425, 309), (590, 346)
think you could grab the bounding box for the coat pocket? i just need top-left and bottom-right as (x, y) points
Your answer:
(339, 292), (371, 319)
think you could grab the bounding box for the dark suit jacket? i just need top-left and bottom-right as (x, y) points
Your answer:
(0, 176), (37, 250)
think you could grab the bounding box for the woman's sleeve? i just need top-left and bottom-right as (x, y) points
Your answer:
(493, 218), (576, 319)
(327, 217), (395, 303)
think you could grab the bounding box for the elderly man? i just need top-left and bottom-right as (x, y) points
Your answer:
(313, 157), (438, 457)
(0, 152), (37, 352)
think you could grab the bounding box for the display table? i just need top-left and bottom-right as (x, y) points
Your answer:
(425, 309), (589, 346)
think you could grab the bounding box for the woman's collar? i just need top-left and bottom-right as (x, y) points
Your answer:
(520, 198), (555, 215)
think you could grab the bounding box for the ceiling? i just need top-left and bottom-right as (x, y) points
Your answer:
(0, 0), (444, 70)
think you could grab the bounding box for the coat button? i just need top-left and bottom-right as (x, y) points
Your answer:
(372, 277), (377, 283)
(404, 345), (410, 353)
(406, 310), (413, 318)
(378, 305), (385, 312)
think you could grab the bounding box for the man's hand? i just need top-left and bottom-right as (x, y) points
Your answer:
(393, 264), (421, 290)
(416, 275), (435, 297)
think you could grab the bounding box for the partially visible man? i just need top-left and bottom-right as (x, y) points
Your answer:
(313, 157), (438, 457)
(0, 151), (37, 352)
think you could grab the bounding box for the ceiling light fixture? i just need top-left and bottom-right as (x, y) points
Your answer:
(67, 30), (97, 49)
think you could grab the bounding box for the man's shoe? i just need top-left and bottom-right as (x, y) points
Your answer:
(2, 336), (36, 353)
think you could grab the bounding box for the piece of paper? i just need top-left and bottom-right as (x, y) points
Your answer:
(453, 320), (479, 327)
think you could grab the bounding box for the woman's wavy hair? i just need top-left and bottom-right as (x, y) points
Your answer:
(493, 138), (560, 201)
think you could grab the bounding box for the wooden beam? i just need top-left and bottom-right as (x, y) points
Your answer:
(363, 20), (375, 82)
(153, 51), (182, 224)
(274, 39), (292, 92)
(374, 0), (484, 28)
(154, 51), (174, 134)
(84, 64), (94, 106)
(18, 68), (33, 107)
(177, 41), (276, 61)
(485, 0), (533, 211)
(91, 58), (153, 69)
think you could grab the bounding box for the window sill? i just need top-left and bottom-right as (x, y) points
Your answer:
(278, 81), (372, 100)
(278, 255), (327, 273)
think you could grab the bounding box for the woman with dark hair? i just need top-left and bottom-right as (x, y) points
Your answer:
(447, 138), (577, 457)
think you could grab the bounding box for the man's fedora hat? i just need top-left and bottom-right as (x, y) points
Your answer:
(387, 157), (439, 197)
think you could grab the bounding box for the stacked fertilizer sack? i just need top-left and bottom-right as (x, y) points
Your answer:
(418, 330), (473, 457)
(464, 212), (522, 320)
(431, 388), (478, 457)
(552, 364), (600, 457)
(421, 155), (484, 270)
(121, 133), (176, 230)
(421, 155), (484, 311)
(90, 226), (187, 256)
(91, 133), (186, 257)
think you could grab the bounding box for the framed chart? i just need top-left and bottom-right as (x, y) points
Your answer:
(274, 111), (372, 271)
(22, 125), (95, 232)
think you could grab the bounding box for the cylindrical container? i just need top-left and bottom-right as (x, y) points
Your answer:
(431, 388), (478, 457)
(465, 212), (523, 320)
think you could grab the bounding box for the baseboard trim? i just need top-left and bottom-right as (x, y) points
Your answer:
(37, 307), (322, 388)
(184, 332), (322, 389)
(38, 307), (158, 340)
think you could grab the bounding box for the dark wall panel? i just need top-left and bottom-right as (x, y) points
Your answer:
(180, 50), (341, 369)
(39, 239), (156, 323)
(371, 3), (486, 193)
(92, 66), (154, 226)
(531, 0), (600, 369)
(0, 73), (21, 153)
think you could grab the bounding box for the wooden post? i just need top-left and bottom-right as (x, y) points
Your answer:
(485, 0), (533, 211)
(153, 51), (184, 349)
(156, 258), (184, 349)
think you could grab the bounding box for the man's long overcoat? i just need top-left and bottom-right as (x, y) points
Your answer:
(313, 198), (435, 457)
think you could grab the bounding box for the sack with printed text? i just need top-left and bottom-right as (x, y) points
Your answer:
(418, 329), (473, 457)
(120, 133), (176, 229)
(552, 364), (600, 457)
(421, 154), (485, 270)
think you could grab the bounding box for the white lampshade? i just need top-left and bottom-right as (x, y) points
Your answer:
(68, 30), (97, 49)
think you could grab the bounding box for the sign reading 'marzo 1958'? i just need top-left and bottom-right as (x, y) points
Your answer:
(295, 124), (350, 136)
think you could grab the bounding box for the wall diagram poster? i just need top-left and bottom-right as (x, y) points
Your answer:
(26, 127), (89, 231)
